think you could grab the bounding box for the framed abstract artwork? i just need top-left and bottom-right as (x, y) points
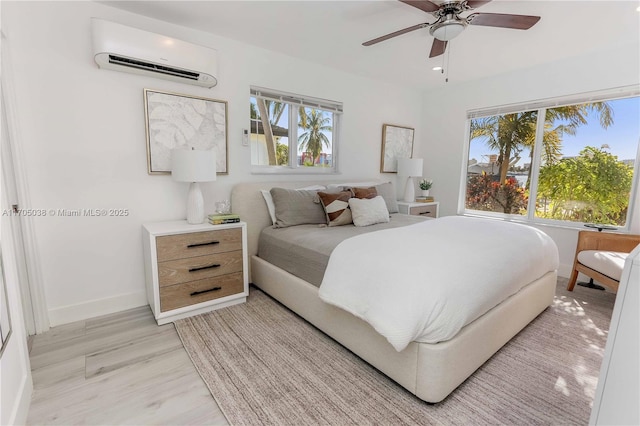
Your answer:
(380, 124), (415, 173)
(144, 89), (228, 174)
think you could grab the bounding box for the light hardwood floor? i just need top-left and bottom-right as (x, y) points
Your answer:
(27, 306), (228, 425)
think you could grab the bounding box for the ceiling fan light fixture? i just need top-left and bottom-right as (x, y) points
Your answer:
(430, 20), (466, 41)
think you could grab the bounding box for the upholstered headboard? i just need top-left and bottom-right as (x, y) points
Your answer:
(230, 180), (384, 281)
(231, 181), (302, 258)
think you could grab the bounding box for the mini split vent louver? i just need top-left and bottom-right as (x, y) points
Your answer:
(91, 18), (218, 88)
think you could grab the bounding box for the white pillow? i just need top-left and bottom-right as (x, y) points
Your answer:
(260, 189), (278, 225)
(348, 196), (390, 227)
(261, 185), (326, 225)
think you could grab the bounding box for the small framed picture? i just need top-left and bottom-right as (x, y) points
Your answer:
(380, 124), (415, 173)
(144, 89), (228, 174)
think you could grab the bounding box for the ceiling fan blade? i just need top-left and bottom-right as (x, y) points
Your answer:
(362, 23), (429, 46)
(467, 13), (540, 30)
(399, 0), (440, 13)
(429, 39), (447, 58)
(465, 0), (492, 9)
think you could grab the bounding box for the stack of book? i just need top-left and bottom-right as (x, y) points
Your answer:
(208, 213), (240, 225)
(415, 196), (435, 203)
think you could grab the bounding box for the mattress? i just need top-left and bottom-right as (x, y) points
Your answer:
(258, 213), (426, 286)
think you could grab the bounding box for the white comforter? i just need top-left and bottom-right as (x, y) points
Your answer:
(318, 216), (559, 352)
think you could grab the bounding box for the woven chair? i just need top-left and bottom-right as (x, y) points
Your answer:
(567, 230), (640, 292)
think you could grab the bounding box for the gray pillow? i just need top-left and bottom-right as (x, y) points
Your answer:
(270, 187), (326, 228)
(375, 182), (399, 213)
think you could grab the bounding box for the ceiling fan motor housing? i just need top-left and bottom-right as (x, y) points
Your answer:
(429, 1), (469, 41)
(430, 20), (467, 41)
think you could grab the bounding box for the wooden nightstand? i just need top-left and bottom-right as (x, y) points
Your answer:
(397, 201), (439, 218)
(142, 220), (248, 325)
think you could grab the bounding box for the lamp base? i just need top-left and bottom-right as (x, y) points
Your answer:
(186, 182), (205, 224)
(403, 176), (415, 202)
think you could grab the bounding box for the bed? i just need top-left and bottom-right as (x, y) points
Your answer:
(231, 180), (558, 403)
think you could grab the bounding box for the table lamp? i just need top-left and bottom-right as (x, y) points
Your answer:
(171, 148), (217, 224)
(398, 158), (423, 202)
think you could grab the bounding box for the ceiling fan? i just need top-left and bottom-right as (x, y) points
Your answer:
(362, 0), (540, 58)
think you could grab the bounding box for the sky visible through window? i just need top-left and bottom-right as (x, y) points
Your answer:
(468, 97), (639, 167)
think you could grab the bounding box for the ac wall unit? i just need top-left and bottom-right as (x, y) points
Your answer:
(91, 18), (218, 88)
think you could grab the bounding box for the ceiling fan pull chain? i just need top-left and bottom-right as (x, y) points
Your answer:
(445, 41), (452, 83)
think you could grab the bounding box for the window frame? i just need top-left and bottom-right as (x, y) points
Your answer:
(250, 86), (342, 175)
(459, 87), (640, 231)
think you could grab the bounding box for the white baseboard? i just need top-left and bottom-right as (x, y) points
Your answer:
(48, 291), (148, 326)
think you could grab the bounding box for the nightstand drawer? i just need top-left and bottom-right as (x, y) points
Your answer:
(156, 228), (242, 262)
(159, 272), (244, 312)
(158, 251), (243, 287)
(410, 205), (437, 218)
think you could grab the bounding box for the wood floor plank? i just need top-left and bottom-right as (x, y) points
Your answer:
(29, 320), (86, 359)
(84, 305), (152, 332)
(29, 334), (91, 371)
(31, 356), (85, 391)
(27, 306), (227, 425)
(85, 325), (183, 378)
(30, 320), (86, 353)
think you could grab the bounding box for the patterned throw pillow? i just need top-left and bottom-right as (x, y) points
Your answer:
(318, 191), (353, 226)
(352, 186), (378, 199)
(352, 184), (398, 213)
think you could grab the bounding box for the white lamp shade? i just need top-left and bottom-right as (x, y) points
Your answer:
(171, 149), (217, 182)
(397, 158), (423, 177)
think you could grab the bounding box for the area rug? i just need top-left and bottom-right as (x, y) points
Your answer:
(174, 278), (615, 425)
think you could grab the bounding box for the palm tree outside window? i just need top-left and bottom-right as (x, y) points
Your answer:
(250, 87), (342, 173)
(464, 93), (639, 228)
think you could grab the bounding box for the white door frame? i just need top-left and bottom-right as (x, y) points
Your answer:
(1, 30), (49, 334)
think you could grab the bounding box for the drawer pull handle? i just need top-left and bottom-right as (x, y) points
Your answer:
(419, 211), (432, 215)
(187, 241), (220, 248)
(190, 286), (222, 297)
(189, 263), (221, 272)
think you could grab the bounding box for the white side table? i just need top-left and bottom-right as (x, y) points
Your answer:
(142, 220), (248, 325)
(397, 201), (439, 218)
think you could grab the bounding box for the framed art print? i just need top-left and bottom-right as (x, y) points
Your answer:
(380, 124), (415, 173)
(144, 89), (228, 174)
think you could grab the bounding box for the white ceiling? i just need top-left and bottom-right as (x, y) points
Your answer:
(101, 1), (640, 90)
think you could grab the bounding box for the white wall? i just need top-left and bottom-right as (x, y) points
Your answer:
(416, 41), (640, 276)
(2, 1), (423, 325)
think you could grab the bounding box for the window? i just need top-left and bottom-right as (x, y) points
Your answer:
(463, 91), (639, 228)
(250, 87), (342, 173)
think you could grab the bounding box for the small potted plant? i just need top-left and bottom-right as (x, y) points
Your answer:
(419, 179), (433, 196)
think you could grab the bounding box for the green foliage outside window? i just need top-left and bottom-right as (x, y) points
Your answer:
(465, 97), (638, 226)
(276, 143), (288, 166)
(536, 147), (633, 225)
